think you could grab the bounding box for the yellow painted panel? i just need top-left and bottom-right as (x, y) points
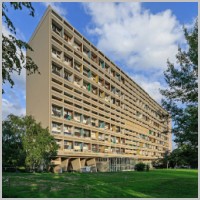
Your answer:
(125, 120), (149, 134)
(95, 75), (98, 83)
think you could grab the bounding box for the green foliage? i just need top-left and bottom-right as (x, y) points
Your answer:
(145, 164), (150, 171)
(2, 115), (59, 171)
(153, 150), (171, 169)
(2, 2), (39, 93)
(134, 162), (146, 171)
(160, 19), (198, 168)
(153, 148), (197, 169)
(2, 115), (26, 168)
(169, 146), (197, 168)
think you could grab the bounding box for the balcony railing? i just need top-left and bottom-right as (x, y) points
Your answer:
(52, 25), (62, 36)
(52, 109), (62, 117)
(52, 69), (61, 76)
(52, 127), (61, 133)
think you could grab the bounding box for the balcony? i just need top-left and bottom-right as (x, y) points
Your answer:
(73, 39), (82, 52)
(83, 67), (90, 77)
(91, 86), (97, 95)
(64, 126), (73, 135)
(99, 90), (104, 98)
(64, 141), (73, 150)
(64, 33), (73, 46)
(52, 63), (62, 77)
(74, 113), (81, 123)
(110, 97), (115, 104)
(82, 116), (91, 125)
(98, 78), (104, 86)
(110, 69), (115, 77)
(64, 73), (73, 82)
(91, 73), (98, 83)
(82, 129), (90, 139)
(105, 64), (110, 73)
(99, 59), (105, 68)
(74, 128), (82, 137)
(111, 137), (116, 144)
(116, 148), (121, 154)
(52, 107), (62, 118)
(83, 146), (89, 152)
(98, 134), (105, 141)
(99, 121), (105, 129)
(52, 23), (62, 37)
(83, 47), (91, 59)
(116, 90), (120, 97)
(105, 123), (110, 130)
(74, 76), (82, 88)
(91, 131), (96, 138)
(111, 86), (116, 95)
(116, 138), (120, 144)
(105, 96), (110, 103)
(111, 148), (116, 153)
(52, 124), (62, 134)
(64, 55), (72, 67)
(91, 52), (98, 64)
(52, 48), (61, 60)
(74, 63), (82, 73)
(116, 100), (120, 106)
(64, 110), (73, 120)
(115, 73), (120, 81)
(105, 82), (110, 90)
(74, 145), (81, 150)
(83, 81), (91, 92)
(104, 148), (109, 153)
(116, 126), (120, 133)
(92, 145), (99, 153)
(120, 139), (126, 144)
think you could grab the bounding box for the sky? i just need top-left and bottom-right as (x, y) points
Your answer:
(2, 2), (198, 149)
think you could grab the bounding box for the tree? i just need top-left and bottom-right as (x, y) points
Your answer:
(2, 2), (39, 93)
(2, 114), (59, 172)
(160, 20), (198, 168)
(152, 151), (170, 169)
(2, 115), (26, 169)
(22, 116), (59, 172)
(169, 148), (189, 168)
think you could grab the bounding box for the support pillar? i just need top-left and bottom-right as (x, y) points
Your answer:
(80, 158), (86, 167)
(71, 158), (81, 171)
(61, 158), (69, 172)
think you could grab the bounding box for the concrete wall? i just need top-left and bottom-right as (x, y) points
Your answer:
(26, 8), (51, 129)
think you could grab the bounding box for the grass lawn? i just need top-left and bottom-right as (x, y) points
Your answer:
(2, 169), (198, 198)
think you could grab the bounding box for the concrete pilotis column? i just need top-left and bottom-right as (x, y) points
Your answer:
(71, 158), (81, 171)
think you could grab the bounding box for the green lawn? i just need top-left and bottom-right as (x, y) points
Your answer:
(2, 169), (198, 198)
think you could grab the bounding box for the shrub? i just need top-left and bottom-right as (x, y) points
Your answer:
(146, 164), (150, 171)
(134, 162), (146, 171)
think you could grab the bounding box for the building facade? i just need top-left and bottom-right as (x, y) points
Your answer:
(27, 6), (172, 172)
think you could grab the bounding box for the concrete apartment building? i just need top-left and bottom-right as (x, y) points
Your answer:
(27, 6), (172, 172)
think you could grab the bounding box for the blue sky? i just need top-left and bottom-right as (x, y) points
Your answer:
(2, 2), (198, 149)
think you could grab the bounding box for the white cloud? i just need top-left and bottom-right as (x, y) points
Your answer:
(2, 23), (26, 91)
(83, 2), (189, 105)
(2, 24), (26, 119)
(84, 2), (185, 72)
(2, 23), (11, 37)
(41, 2), (67, 17)
(184, 17), (197, 30)
(130, 74), (166, 104)
(2, 98), (26, 120)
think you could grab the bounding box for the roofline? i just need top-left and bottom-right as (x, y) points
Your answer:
(28, 5), (52, 43)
